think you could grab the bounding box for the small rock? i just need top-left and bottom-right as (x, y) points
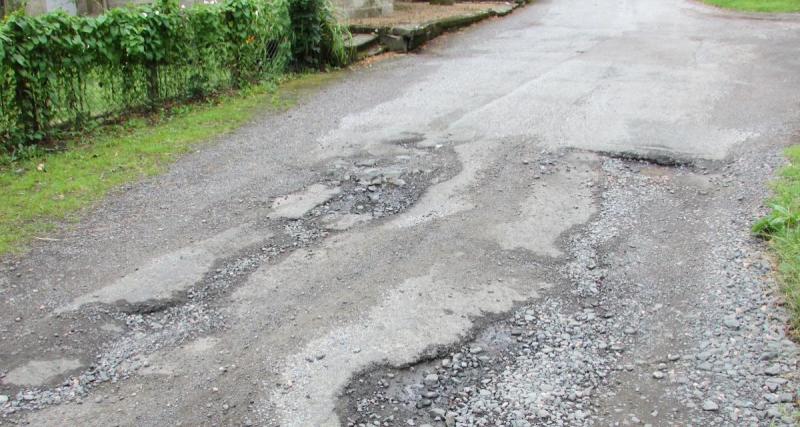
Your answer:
(423, 374), (439, 387)
(723, 317), (740, 330)
(356, 159), (378, 167)
(702, 400), (719, 411)
(652, 371), (665, 379)
(697, 351), (713, 361)
(430, 407), (446, 418)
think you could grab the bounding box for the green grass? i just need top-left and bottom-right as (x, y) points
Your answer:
(702, 0), (800, 13)
(753, 145), (800, 335)
(0, 72), (341, 255)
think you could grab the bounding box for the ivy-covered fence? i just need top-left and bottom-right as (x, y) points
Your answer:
(0, 0), (346, 148)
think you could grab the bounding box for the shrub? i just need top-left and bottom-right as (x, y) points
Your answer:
(0, 0), (346, 149)
(288, 0), (347, 69)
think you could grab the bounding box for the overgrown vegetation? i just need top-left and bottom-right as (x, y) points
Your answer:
(0, 0), (347, 150)
(289, 0), (348, 68)
(703, 0), (800, 13)
(0, 0), (347, 254)
(753, 145), (800, 334)
(0, 72), (341, 254)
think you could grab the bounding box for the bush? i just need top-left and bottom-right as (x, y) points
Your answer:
(0, 0), (346, 149)
(289, 0), (347, 69)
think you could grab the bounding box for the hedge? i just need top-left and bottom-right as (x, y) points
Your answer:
(0, 0), (346, 148)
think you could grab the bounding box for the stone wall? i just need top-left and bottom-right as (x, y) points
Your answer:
(334, 0), (392, 19)
(24, 0), (76, 15)
(20, 0), (393, 19)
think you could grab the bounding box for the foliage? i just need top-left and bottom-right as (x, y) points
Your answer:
(0, 0), (346, 149)
(753, 204), (800, 235)
(0, 75), (277, 254)
(754, 145), (800, 334)
(288, 0), (348, 69)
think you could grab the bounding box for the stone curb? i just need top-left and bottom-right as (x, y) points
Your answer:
(349, 0), (528, 54)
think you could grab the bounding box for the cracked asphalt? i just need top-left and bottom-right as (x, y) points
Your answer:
(2, 0), (800, 425)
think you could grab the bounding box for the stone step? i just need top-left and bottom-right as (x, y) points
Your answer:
(345, 33), (381, 52)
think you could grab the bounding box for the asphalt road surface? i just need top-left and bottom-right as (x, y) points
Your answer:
(2, 0), (800, 425)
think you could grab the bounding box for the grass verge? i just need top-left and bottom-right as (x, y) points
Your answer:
(753, 145), (800, 335)
(702, 0), (800, 13)
(0, 72), (341, 256)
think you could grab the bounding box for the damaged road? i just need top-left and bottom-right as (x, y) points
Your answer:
(340, 152), (800, 426)
(2, 0), (800, 425)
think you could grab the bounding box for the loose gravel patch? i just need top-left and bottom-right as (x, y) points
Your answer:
(338, 155), (800, 427)
(0, 147), (458, 418)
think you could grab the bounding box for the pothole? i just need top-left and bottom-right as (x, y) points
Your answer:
(332, 158), (650, 426)
(1, 147), (458, 416)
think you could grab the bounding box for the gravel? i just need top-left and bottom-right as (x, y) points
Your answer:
(338, 154), (799, 427)
(0, 148), (455, 418)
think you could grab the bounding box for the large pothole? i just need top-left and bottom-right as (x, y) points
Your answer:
(1, 145), (458, 416)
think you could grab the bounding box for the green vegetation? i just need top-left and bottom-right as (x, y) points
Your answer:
(753, 145), (800, 335)
(0, 0), (347, 148)
(0, 0), (348, 255)
(0, 72), (340, 254)
(702, 0), (800, 13)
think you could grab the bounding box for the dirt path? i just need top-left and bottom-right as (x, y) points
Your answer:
(2, 0), (800, 425)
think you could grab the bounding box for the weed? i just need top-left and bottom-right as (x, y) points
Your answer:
(754, 145), (800, 334)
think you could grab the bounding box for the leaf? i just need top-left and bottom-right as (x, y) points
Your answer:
(11, 52), (27, 66)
